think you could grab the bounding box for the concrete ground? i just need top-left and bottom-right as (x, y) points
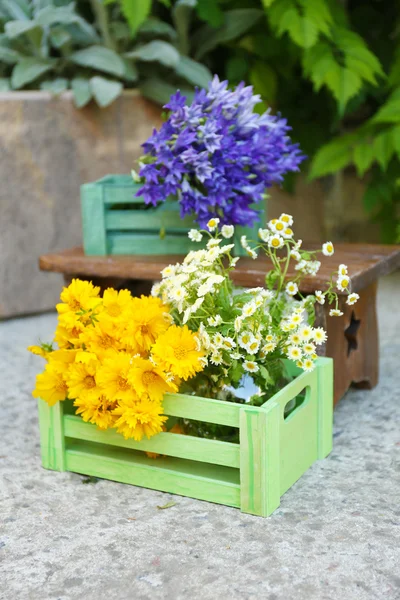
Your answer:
(0, 274), (399, 600)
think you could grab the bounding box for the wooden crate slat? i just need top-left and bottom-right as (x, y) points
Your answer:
(37, 399), (66, 471)
(64, 415), (240, 468)
(105, 209), (197, 232)
(163, 392), (241, 427)
(108, 232), (194, 256)
(65, 441), (241, 508)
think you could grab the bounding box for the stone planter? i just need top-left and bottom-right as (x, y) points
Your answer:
(0, 90), (161, 319)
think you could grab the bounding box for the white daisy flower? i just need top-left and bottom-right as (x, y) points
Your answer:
(347, 293), (359, 305)
(289, 332), (301, 345)
(213, 332), (224, 347)
(267, 218), (278, 230)
(337, 275), (350, 291)
(208, 315), (223, 326)
(234, 316), (243, 332)
(338, 264), (348, 276)
(222, 337), (236, 350)
(221, 224), (234, 238)
(287, 345), (302, 361)
(242, 301), (257, 318)
(313, 327), (327, 345)
(161, 264), (176, 278)
(303, 342), (316, 355)
(182, 307), (192, 324)
(207, 238), (222, 249)
(246, 247), (258, 260)
(322, 241), (334, 256)
(285, 281), (298, 296)
(290, 250), (301, 261)
(329, 309), (343, 317)
(268, 234), (284, 250)
(270, 219), (286, 234)
(315, 290), (325, 305)
(192, 297), (204, 312)
(231, 352), (241, 360)
(246, 338), (260, 355)
(220, 243), (235, 254)
(258, 228), (270, 242)
(289, 313), (303, 327)
(240, 235), (249, 249)
(299, 325), (313, 341)
(207, 218), (220, 231)
(243, 361), (259, 373)
(210, 352), (223, 365)
(238, 331), (253, 349)
(279, 213), (294, 226)
(188, 229), (203, 242)
(281, 227), (294, 240)
(261, 342), (276, 354)
(171, 287), (186, 302)
(151, 282), (161, 296)
(302, 358), (315, 372)
(230, 256), (240, 267)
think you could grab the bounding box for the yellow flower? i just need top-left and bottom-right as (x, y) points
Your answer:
(120, 297), (170, 354)
(65, 360), (100, 400)
(113, 397), (167, 441)
(79, 319), (121, 359)
(151, 325), (204, 380)
(101, 288), (133, 320)
(73, 395), (116, 430)
(32, 364), (68, 406)
(56, 279), (100, 315)
(55, 315), (86, 349)
(96, 351), (136, 401)
(128, 357), (177, 402)
(28, 344), (53, 359)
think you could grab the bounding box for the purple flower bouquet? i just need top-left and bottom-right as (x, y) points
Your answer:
(137, 76), (304, 229)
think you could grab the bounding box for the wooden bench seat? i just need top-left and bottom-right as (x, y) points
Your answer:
(39, 244), (400, 405)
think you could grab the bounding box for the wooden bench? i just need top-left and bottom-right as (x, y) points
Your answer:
(39, 244), (400, 405)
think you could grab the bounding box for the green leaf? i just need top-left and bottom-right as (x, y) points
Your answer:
(371, 96), (400, 125)
(35, 5), (78, 27)
(49, 26), (71, 48)
(353, 141), (374, 176)
(269, 0), (332, 49)
(259, 365), (273, 386)
(196, 0), (224, 28)
(249, 61), (277, 104)
(71, 77), (92, 108)
(261, 0), (277, 6)
(71, 46), (125, 77)
(5, 20), (40, 39)
(373, 131), (394, 171)
(391, 125), (400, 157)
(90, 76), (123, 107)
(40, 78), (69, 95)
(324, 64), (362, 115)
(122, 58), (138, 82)
(11, 58), (53, 89)
(1, 0), (30, 20)
(0, 46), (22, 64)
(309, 135), (354, 179)
(363, 181), (391, 213)
(140, 78), (194, 106)
(193, 9), (263, 60)
(120, 0), (152, 37)
(139, 18), (177, 39)
(173, 0), (196, 55)
(175, 55), (212, 88)
(125, 41), (180, 68)
(226, 54), (249, 83)
(0, 78), (10, 91)
(157, 501), (177, 509)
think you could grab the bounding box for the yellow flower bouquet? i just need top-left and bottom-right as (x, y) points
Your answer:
(30, 281), (204, 441)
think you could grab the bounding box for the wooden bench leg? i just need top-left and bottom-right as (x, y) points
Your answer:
(62, 275), (153, 297)
(322, 282), (379, 405)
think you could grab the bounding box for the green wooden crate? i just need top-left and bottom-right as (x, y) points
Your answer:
(81, 175), (264, 256)
(37, 358), (333, 517)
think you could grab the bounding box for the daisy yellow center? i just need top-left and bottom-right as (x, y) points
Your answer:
(341, 278), (349, 287)
(174, 346), (189, 360)
(142, 371), (158, 385)
(83, 375), (96, 389)
(275, 222), (284, 231)
(117, 376), (130, 390)
(272, 239), (280, 247)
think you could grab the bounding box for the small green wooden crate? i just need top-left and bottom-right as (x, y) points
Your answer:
(81, 175), (264, 256)
(37, 358), (333, 517)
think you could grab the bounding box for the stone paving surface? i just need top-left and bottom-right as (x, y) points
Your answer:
(0, 273), (399, 600)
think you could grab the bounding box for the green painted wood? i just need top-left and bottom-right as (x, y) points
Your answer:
(107, 232), (194, 255)
(64, 415), (240, 468)
(105, 209), (196, 232)
(163, 392), (241, 427)
(80, 182), (107, 255)
(239, 405), (280, 517)
(316, 357), (334, 459)
(65, 441), (241, 508)
(37, 399), (66, 471)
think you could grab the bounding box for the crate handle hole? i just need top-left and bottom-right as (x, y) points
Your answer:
(283, 386), (310, 420)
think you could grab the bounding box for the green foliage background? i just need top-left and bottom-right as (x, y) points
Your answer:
(1, 0), (399, 241)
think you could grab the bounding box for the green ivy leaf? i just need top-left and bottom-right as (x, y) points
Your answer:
(373, 131), (394, 171)
(353, 140), (375, 176)
(309, 134), (355, 179)
(371, 95), (400, 125)
(11, 58), (53, 89)
(40, 78), (69, 95)
(71, 46), (125, 77)
(5, 20), (40, 39)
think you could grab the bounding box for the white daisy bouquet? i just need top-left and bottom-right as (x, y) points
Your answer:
(153, 214), (358, 410)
